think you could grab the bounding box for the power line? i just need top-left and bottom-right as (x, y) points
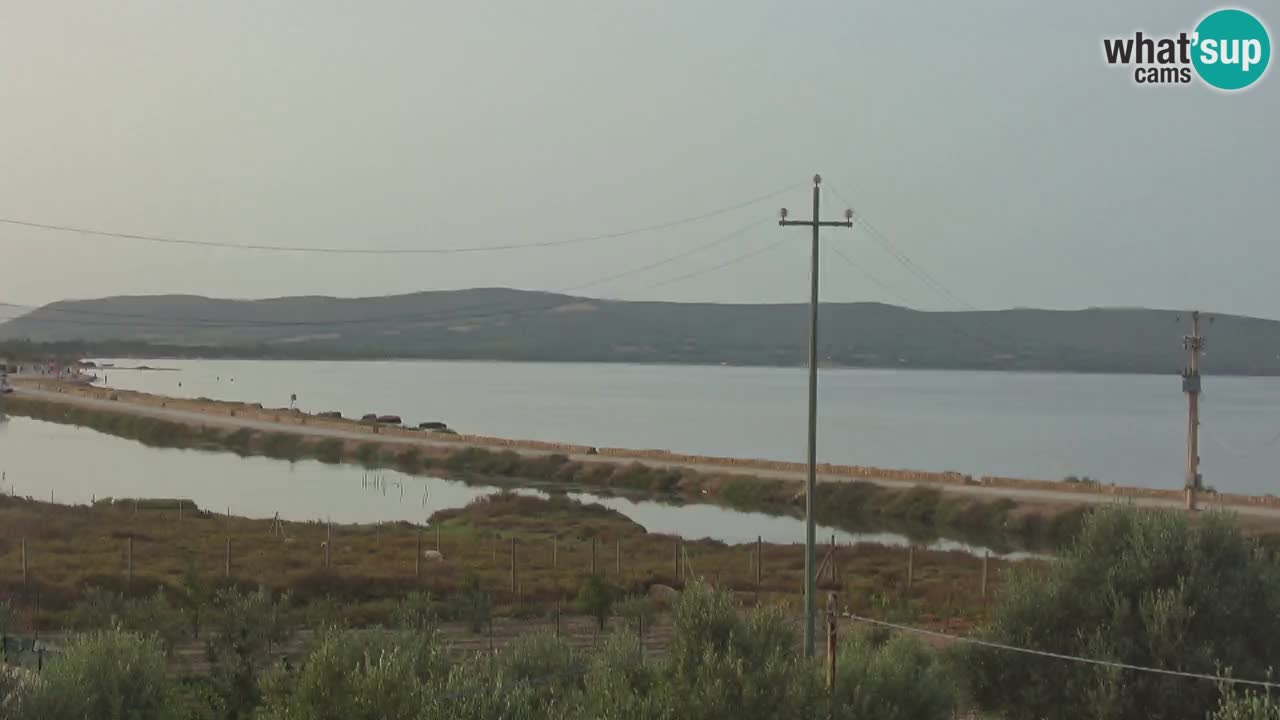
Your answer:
(0, 220), (769, 331)
(846, 613), (1280, 690)
(826, 184), (979, 311)
(626, 235), (788, 294)
(0, 183), (800, 255)
(828, 245), (918, 309)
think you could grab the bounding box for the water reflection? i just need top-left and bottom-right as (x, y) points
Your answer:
(0, 414), (1026, 557)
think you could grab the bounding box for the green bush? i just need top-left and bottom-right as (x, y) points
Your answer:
(257, 627), (448, 720)
(8, 630), (174, 720)
(827, 632), (958, 720)
(963, 507), (1280, 720)
(575, 574), (616, 630)
(207, 588), (292, 720)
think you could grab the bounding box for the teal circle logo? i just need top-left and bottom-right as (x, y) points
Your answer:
(1192, 9), (1271, 90)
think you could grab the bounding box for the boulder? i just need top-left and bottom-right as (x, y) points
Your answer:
(421, 550), (444, 562)
(361, 413), (378, 422)
(418, 421), (447, 430)
(317, 411), (343, 419)
(376, 415), (402, 425)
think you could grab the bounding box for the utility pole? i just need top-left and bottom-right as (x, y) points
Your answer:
(779, 174), (854, 657)
(1182, 311), (1205, 511)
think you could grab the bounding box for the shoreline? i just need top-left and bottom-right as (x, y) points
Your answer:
(8, 378), (1280, 546)
(14, 376), (1280, 513)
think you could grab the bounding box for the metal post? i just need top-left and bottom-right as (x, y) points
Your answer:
(1183, 311), (1205, 511)
(779, 174), (853, 657)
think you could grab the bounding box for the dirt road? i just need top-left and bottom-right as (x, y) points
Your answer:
(13, 385), (1280, 525)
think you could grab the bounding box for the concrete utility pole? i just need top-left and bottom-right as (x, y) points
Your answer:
(779, 174), (853, 657)
(1182, 311), (1206, 511)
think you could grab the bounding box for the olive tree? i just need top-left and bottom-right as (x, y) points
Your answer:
(8, 630), (174, 720)
(964, 506), (1280, 720)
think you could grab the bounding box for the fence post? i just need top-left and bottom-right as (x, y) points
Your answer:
(325, 520), (332, 569)
(177, 499), (183, 523)
(416, 527), (422, 580)
(435, 524), (441, 553)
(510, 538), (517, 595)
(826, 593), (837, 692)
(225, 537), (231, 579)
(615, 539), (621, 577)
(981, 552), (989, 600)
(674, 541), (680, 581)
(553, 535), (558, 569)
(747, 532), (757, 589)
(829, 534), (837, 584)
(591, 537), (597, 575)
(21, 538), (27, 594)
(555, 602), (561, 639)
(906, 546), (914, 593)
(126, 536), (134, 593)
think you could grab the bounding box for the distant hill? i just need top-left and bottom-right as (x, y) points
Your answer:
(2, 289), (1278, 375)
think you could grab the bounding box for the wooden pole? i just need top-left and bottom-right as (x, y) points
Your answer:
(829, 535), (836, 584)
(906, 546), (914, 592)
(981, 552), (989, 600)
(177, 499), (182, 523)
(826, 593), (837, 692)
(747, 532), (757, 589)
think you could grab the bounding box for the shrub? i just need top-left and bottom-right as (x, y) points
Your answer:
(257, 627), (449, 720)
(207, 588), (292, 720)
(661, 581), (821, 719)
(827, 632), (958, 720)
(390, 592), (439, 633)
(8, 630), (174, 720)
(963, 507), (1280, 720)
(575, 574), (616, 630)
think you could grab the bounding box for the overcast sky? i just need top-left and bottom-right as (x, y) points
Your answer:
(1, 1), (1277, 319)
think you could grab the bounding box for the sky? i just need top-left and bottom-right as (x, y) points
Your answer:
(1, 1), (1277, 319)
